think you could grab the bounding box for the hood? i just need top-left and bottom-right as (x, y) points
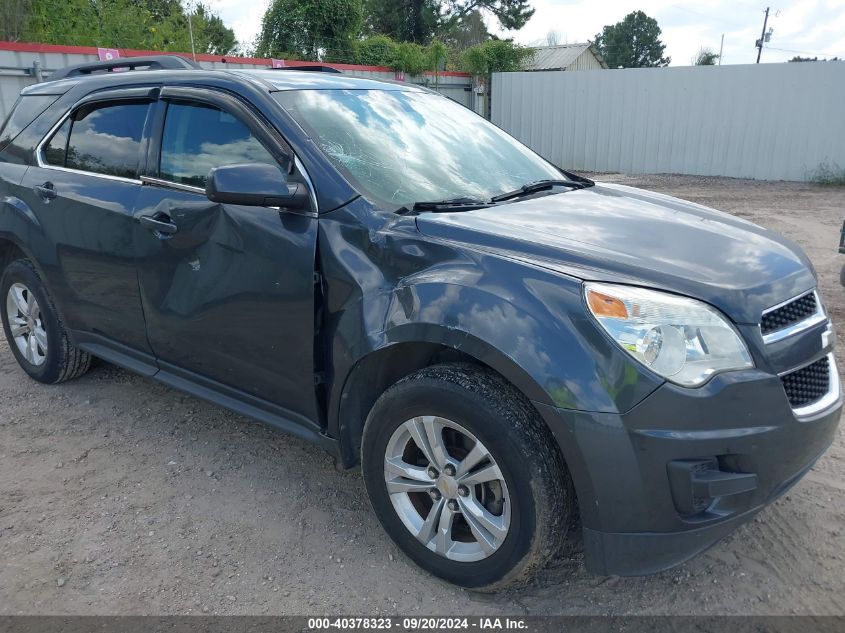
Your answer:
(415, 182), (816, 324)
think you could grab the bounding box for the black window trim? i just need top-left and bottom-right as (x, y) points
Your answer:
(35, 87), (158, 185)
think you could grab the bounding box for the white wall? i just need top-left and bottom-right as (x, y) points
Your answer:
(492, 63), (845, 181)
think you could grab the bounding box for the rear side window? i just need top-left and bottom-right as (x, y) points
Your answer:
(0, 95), (59, 153)
(43, 101), (149, 179)
(159, 101), (277, 188)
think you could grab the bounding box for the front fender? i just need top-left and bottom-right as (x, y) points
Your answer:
(380, 262), (662, 414)
(318, 198), (661, 464)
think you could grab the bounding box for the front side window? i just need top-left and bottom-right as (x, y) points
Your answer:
(275, 89), (563, 209)
(56, 101), (149, 178)
(159, 101), (278, 189)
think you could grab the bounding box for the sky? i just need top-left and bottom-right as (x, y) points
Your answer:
(204, 0), (845, 66)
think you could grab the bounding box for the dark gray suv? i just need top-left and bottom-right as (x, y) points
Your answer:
(0, 56), (840, 589)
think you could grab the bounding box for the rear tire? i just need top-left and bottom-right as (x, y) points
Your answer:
(361, 363), (574, 590)
(1, 259), (91, 384)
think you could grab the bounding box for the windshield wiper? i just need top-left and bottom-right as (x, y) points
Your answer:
(490, 179), (587, 203)
(396, 197), (492, 215)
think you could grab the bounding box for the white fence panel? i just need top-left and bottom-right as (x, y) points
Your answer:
(492, 64), (845, 181)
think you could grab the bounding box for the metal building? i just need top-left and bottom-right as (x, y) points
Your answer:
(523, 43), (608, 72)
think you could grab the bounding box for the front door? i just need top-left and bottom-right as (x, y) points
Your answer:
(133, 89), (320, 424)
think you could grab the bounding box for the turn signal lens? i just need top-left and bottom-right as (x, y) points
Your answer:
(586, 289), (629, 319)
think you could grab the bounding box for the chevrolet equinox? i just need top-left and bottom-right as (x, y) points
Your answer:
(0, 56), (840, 590)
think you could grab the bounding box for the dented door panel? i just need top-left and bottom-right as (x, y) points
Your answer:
(133, 185), (319, 422)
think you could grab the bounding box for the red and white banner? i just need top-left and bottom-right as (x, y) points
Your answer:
(97, 47), (120, 61)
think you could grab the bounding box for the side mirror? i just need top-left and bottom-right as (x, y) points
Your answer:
(205, 163), (309, 209)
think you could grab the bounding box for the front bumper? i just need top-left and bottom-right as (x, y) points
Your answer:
(534, 367), (842, 576)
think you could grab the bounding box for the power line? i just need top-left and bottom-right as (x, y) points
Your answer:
(765, 45), (845, 58)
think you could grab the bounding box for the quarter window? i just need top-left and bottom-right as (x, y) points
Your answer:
(0, 95), (59, 153)
(43, 101), (148, 179)
(159, 101), (277, 188)
(42, 119), (70, 167)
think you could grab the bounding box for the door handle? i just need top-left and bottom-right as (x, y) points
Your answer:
(35, 182), (57, 201)
(139, 213), (178, 235)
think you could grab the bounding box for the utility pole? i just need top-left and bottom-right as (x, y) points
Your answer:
(719, 34), (724, 65)
(756, 7), (770, 63)
(187, 0), (197, 61)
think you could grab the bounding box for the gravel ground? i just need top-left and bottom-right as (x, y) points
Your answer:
(0, 174), (843, 615)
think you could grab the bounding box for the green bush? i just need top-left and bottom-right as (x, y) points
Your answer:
(356, 34), (398, 67)
(460, 39), (534, 75)
(393, 41), (429, 76)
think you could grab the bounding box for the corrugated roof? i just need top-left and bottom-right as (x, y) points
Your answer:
(524, 43), (607, 71)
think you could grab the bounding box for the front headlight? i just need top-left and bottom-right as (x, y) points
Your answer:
(584, 282), (753, 387)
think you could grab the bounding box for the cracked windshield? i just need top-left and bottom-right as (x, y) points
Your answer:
(276, 89), (562, 209)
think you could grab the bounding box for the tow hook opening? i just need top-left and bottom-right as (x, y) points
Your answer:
(668, 457), (758, 517)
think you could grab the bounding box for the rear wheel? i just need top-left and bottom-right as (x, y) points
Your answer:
(361, 363), (574, 590)
(1, 259), (91, 384)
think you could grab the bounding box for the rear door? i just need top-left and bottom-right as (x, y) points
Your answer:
(133, 87), (320, 424)
(17, 89), (155, 361)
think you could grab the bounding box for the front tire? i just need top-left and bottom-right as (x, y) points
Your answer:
(361, 363), (574, 590)
(1, 259), (91, 384)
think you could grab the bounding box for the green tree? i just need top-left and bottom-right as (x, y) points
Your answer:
(443, 0), (534, 32)
(356, 34), (399, 66)
(256, 0), (363, 61)
(439, 9), (490, 50)
(21, 0), (235, 53)
(593, 10), (670, 68)
(693, 47), (719, 65)
(190, 4), (238, 55)
(362, 0), (533, 44)
(364, 0), (440, 44)
(393, 41), (428, 75)
(461, 39), (534, 75)
(1, 0), (32, 41)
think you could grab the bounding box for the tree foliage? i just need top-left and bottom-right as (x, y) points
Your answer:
(364, 0), (440, 44)
(255, 0), (363, 61)
(1, 0), (32, 41)
(394, 41), (429, 74)
(693, 47), (719, 65)
(461, 39), (534, 75)
(353, 35), (449, 76)
(356, 34), (399, 66)
(361, 0), (532, 44)
(593, 10), (670, 68)
(192, 4), (237, 55)
(788, 55), (840, 62)
(18, 0), (236, 53)
(444, 0), (534, 31)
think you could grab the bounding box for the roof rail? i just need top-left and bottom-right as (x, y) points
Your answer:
(270, 64), (342, 74)
(48, 55), (202, 82)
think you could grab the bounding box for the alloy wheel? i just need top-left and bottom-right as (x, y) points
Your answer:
(383, 416), (511, 562)
(6, 283), (48, 366)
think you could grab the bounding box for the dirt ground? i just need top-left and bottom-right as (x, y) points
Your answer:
(0, 174), (844, 616)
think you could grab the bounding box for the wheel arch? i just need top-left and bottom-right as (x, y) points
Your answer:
(0, 235), (27, 272)
(332, 326), (557, 469)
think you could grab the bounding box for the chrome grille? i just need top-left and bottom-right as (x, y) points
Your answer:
(780, 356), (830, 408)
(761, 292), (817, 335)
